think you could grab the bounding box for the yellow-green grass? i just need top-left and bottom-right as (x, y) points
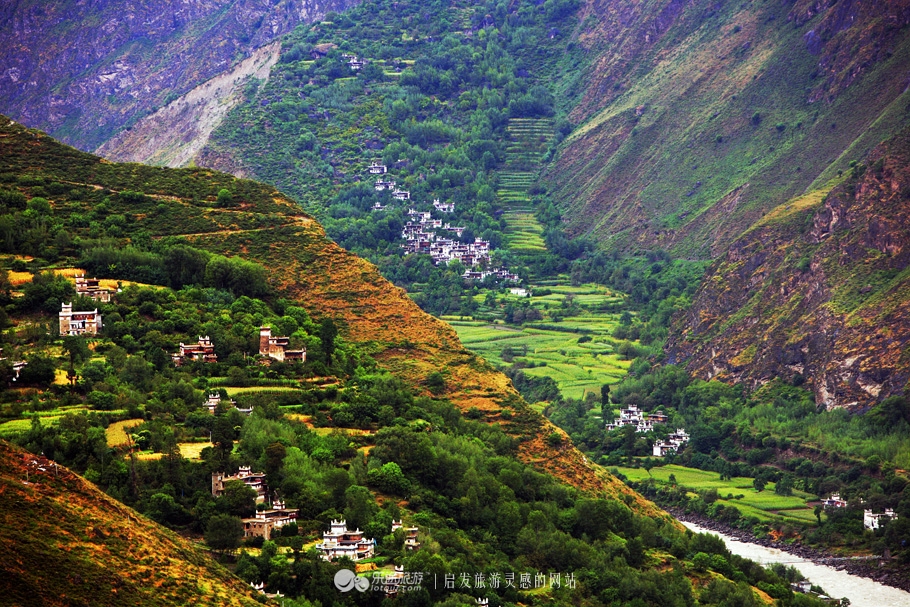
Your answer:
(106, 418), (144, 447)
(0, 417), (62, 436)
(503, 212), (547, 251)
(311, 428), (374, 437)
(615, 464), (817, 524)
(450, 320), (632, 400)
(223, 386), (302, 396)
(178, 442), (213, 460)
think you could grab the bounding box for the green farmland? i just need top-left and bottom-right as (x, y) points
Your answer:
(615, 464), (819, 525)
(448, 283), (636, 401)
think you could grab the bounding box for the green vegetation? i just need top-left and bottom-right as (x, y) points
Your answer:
(449, 283), (631, 400)
(0, 114), (833, 606)
(562, 362), (910, 557)
(206, 0), (587, 315)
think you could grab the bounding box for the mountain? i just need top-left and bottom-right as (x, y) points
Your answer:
(0, 0), (359, 152)
(0, 440), (261, 606)
(546, 0), (910, 259)
(0, 115), (664, 516)
(668, 126), (910, 409)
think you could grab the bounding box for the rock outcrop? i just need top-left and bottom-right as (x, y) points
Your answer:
(668, 128), (910, 409)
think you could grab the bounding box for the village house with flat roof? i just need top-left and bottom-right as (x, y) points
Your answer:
(212, 466), (268, 502)
(74, 274), (113, 303)
(172, 335), (217, 366)
(259, 326), (306, 364)
(864, 508), (898, 530)
(241, 498), (298, 540)
(374, 178), (396, 191)
(316, 519), (376, 561)
(59, 303), (102, 336)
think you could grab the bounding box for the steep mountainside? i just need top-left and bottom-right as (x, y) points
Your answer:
(0, 441), (261, 606)
(547, 0), (910, 258)
(668, 127), (910, 409)
(96, 42), (282, 169)
(0, 116), (667, 518)
(0, 0), (358, 151)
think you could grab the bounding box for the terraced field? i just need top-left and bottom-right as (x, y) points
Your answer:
(615, 464), (819, 525)
(495, 119), (555, 258)
(448, 283), (634, 400)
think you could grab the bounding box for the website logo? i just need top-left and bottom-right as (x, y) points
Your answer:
(334, 569), (371, 592)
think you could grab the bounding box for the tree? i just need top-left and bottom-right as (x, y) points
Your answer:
(216, 189), (234, 208)
(319, 318), (338, 365)
(219, 480), (257, 517)
(344, 485), (377, 530)
(753, 478), (766, 492)
(692, 552), (711, 573)
(205, 514), (243, 555)
(212, 416), (236, 463)
(425, 371), (445, 395)
(775, 475), (794, 496)
(17, 354), (55, 386)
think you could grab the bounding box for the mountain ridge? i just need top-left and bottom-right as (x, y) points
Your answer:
(0, 115), (669, 519)
(547, 0), (910, 259)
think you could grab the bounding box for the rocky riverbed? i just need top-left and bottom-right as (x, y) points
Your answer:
(669, 508), (910, 593)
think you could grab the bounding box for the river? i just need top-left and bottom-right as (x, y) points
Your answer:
(682, 522), (910, 607)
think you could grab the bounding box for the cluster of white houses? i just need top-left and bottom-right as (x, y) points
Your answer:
(603, 405), (689, 457)
(211, 467), (298, 540)
(316, 520), (377, 561)
(204, 392), (252, 415)
(821, 493), (900, 530)
(605, 405), (669, 433)
(57, 276), (116, 336)
(367, 163), (521, 281)
(313, 519), (420, 562)
(652, 429), (691, 457)
(400, 207), (515, 276)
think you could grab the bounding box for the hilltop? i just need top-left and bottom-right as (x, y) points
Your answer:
(0, 441), (261, 606)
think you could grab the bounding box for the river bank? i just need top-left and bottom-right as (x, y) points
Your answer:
(670, 508), (910, 593)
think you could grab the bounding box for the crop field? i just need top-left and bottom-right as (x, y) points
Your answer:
(106, 418), (144, 447)
(223, 386), (303, 396)
(178, 442), (212, 460)
(503, 212), (547, 252)
(450, 321), (631, 400)
(615, 464), (818, 525)
(450, 283), (636, 400)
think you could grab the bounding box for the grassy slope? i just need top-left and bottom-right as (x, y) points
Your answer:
(547, 0), (910, 258)
(0, 117), (669, 519)
(668, 127), (910, 408)
(0, 441), (261, 607)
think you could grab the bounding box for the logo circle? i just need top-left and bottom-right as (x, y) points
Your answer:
(334, 569), (357, 592)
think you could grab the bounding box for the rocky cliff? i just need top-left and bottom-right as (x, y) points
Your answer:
(0, 0), (358, 151)
(668, 127), (910, 409)
(547, 0), (910, 258)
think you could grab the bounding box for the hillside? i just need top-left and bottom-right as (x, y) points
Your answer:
(96, 42), (283, 170)
(0, 441), (261, 606)
(546, 0), (910, 258)
(0, 116), (665, 517)
(0, 0), (359, 151)
(668, 127), (910, 409)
